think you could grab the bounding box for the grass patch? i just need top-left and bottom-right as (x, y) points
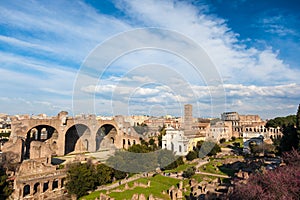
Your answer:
(82, 174), (180, 200)
(80, 190), (106, 200)
(221, 138), (244, 148)
(164, 163), (197, 173)
(192, 174), (214, 183)
(199, 158), (238, 177)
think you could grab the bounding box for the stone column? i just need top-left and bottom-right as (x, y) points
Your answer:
(57, 128), (65, 156)
(49, 180), (53, 191)
(40, 182), (44, 193)
(30, 183), (34, 195)
(18, 187), (22, 199)
(89, 122), (97, 152)
(58, 179), (62, 189)
(36, 127), (42, 140)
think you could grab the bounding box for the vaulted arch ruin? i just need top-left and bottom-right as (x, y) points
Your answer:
(64, 124), (91, 155)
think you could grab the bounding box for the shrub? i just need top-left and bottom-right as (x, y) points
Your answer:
(66, 163), (96, 198)
(219, 138), (226, 144)
(186, 151), (198, 161)
(197, 141), (221, 157)
(182, 167), (196, 178)
(229, 149), (300, 200)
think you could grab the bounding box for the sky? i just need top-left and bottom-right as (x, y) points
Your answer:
(0, 0), (299, 119)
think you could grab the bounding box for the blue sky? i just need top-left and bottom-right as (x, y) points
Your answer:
(0, 0), (299, 119)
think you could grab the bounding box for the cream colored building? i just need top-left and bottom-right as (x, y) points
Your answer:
(162, 127), (189, 156)
(206, 121), (232, 143)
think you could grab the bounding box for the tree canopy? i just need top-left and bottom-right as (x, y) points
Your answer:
(196, 141), (221, 157)
(266, 115), (296, 128)
(66, 162), (96, 198)
(186, 150), (198, 161)
(0, 167), (13, 200)
(229, 149), (300, 200)
(66, 162), (127, 198)
(182, 166), (196, 178)
(266, 106), (300, 153)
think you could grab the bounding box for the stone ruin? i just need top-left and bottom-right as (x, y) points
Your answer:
(111, 181), (151, 193)
(1, 111), (144, 199)
(167, 181), (184, 200)
(10, 157), (67, 200)
(166, 177), (230, 200)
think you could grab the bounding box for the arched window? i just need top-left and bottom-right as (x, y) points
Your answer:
(23, 185), (30, 197)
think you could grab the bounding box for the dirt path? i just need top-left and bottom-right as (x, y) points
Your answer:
(195, 171), (230, 178)
(95, 173), (152, 191)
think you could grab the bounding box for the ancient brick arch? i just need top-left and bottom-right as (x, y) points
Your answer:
(4, 113), (144, 200)
(28, 125), (56, 140)
(96, 123), (118, 151)
(243, 136), (264, 154)
(64, 123), (92, 155)
(5, 112), (142, 161)
(12, 158), (67, 200)
(23, 124), (59, 159)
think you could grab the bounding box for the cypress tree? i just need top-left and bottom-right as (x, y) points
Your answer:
(297, 104), (300, 149)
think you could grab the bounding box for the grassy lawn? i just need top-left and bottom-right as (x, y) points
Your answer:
(199, 161), (235, 176)
(215, 155), (244, 160)
(221, 138), (244, 148)
(192, 174), (214, 182)
(80, 156), (238, 200)
(164, 163), (197, 173)
(81, 174), (180, 200)
(80, 190), (106, 200)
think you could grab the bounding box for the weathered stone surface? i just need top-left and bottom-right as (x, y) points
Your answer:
(11, 158), (67, 200)
(3, 112), (143, 200)
(139, 194), (146, 200)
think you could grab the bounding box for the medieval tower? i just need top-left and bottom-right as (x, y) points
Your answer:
(184, 104), (193, 136)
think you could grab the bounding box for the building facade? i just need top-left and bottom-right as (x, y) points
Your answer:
(162, 127), (189, 156)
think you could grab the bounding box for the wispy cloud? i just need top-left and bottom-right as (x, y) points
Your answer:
(0, 0), (299, 118)
(116, 0), (300, 85)
(259, 15), (299, 37)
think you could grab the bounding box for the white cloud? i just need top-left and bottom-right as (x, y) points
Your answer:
(0, 0), (299, 118)
(116, 0), (300, 85)
(260, 15), (298, 36)
(0, 0), (130, 63)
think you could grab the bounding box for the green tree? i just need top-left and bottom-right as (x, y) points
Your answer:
(280, 125), (298, 152)
(112, 169), (127, 180)
(95, 164), (113, 186)
(266, 115), (296, 128)
(219, 138), (226, 143)
(196, 140), (204, 150)
(176, 156), (184, 165)
(158, 126), (166, 147)
(158, 134), (163, 147)
(0, 167), (13, 200)
(149, 138), (155, 145)
(65, 163), (96, 198)
(297, 104), (300, 149)
(266, 109), (300, 153)
(182, 167), (196, 178)
(197, 141), (221, 157)
(162, 156), (184, 171)
(157, 149), (177, 169)
(128, 144), (150, 153)
(106, 150), (158, 173)
(186, 151), (198, 161)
